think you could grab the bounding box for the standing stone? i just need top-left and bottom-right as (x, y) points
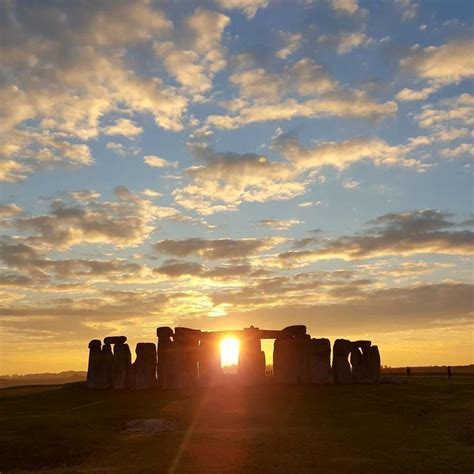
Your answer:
(367, 345), (381, 383)
(131, 343), (157, 389)
(87, 340), (102, 389)
(332, 339), (352, 384)
(199, 335), (222, 387)
(273, 334), (310, 384)
(350, 341), (372, 382)
(157, 327), (174, 389)
(174, 327), (200, 389)
(350, 346), (365, 382)
(273, 337), (292, 383)
(309, 338), (333, 384)
(99, 343), (114, 389)
(112, 341), (132, 389)
(298, 334), (313, 383)
(239, 327), (266, 385)
(272, 337), (284, 382)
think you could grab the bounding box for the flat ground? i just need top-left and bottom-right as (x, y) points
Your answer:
(1, 376), (473, 473)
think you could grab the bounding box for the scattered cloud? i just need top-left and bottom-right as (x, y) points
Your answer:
(318, 32), (373, 55)
(276, 32), (302, 59)
(154, 237), (284, 260)
(214, 0), (269, 18)
(257, 219), (302, 230)
(103, 118), (143, 137)
(278, 210), (474, 265)
(400, 38), (474, 90)
(343, 178), (360, 189)
(144, 155), (178, 168)
(329, 0), (359, 15)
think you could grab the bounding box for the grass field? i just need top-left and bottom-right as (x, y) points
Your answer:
(1, 376), (473, 473)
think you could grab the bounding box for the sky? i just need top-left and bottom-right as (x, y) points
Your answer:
(0, 0), (473, 374)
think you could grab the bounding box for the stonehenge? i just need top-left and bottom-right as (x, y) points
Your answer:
(87, 326), (382, 389)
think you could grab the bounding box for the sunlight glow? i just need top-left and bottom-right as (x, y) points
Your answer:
(220, 337), (240, 367)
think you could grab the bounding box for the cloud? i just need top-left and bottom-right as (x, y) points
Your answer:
(214, 0), (269, 18)
(207, 95), (397, 129)
(257, 219), (302, 230)
(8, 187), (184, 251)
(0, 0), (188, 181)
(173, 143), (306, 214)
(401, 39), (474, 87)
(395, 86), (439, 102)
(103, 118), (143, 137)
(144, 155), (177, 168)
(318, 32), (373, 55)
(394, 0), (418, 21)
(184, 9), (230, 73)
(274, 132), (427, 172)
(173, 132), (431, 215)
(0, 160), (28, 183)
(329, 0), (359, 15)
(440, 144), (474, 159)
(230, 68), (283, 102)
(290, 59), (337, 96)
(0, 204), (23, 218)
(276, 33), (302, 59)
(343, 178), (360, 189)
(154, 237), (284, 260)
(415, 94), (474, 130)
(278, 210), (474, 265)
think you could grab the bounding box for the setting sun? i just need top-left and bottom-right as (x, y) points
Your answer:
(220, 337), (240, 367)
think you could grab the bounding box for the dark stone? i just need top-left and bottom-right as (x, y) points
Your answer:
(174, 327), (201, 340)
(273, 334), (311, 384)
(309, 338), (332, 384)
(350, 346), (365, 382)
(88, 339), (101, 350)
(352, 340), (371, 350)
(87, 339), (102, 389)
(199, 335), (222, 387)
(157, 330), (173, 389)
(104, 336), (127, 345)
(156, 327), (173, 338)
(131, 343), (157, 389)
(239, 330), (265, 385)
(98, 343), (114, 389)
(367, 345), (381, 383)
(332, 339), (352, 384)
(281, 325), (307, 337)
(112, 342), (132, 389)
(174, 332), (199, 389)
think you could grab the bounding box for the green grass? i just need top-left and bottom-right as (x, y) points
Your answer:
(1, 376), (473, 473)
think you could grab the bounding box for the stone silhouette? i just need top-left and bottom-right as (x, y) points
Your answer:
(87, 326), (382, 390)
(309, 338), (333, 384)
(86, 339), (102, 389)
(332, 339), (352, 384)
(130, 343), (157, 389)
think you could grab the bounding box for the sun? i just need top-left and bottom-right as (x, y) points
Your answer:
(220, 337), (240, 367)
